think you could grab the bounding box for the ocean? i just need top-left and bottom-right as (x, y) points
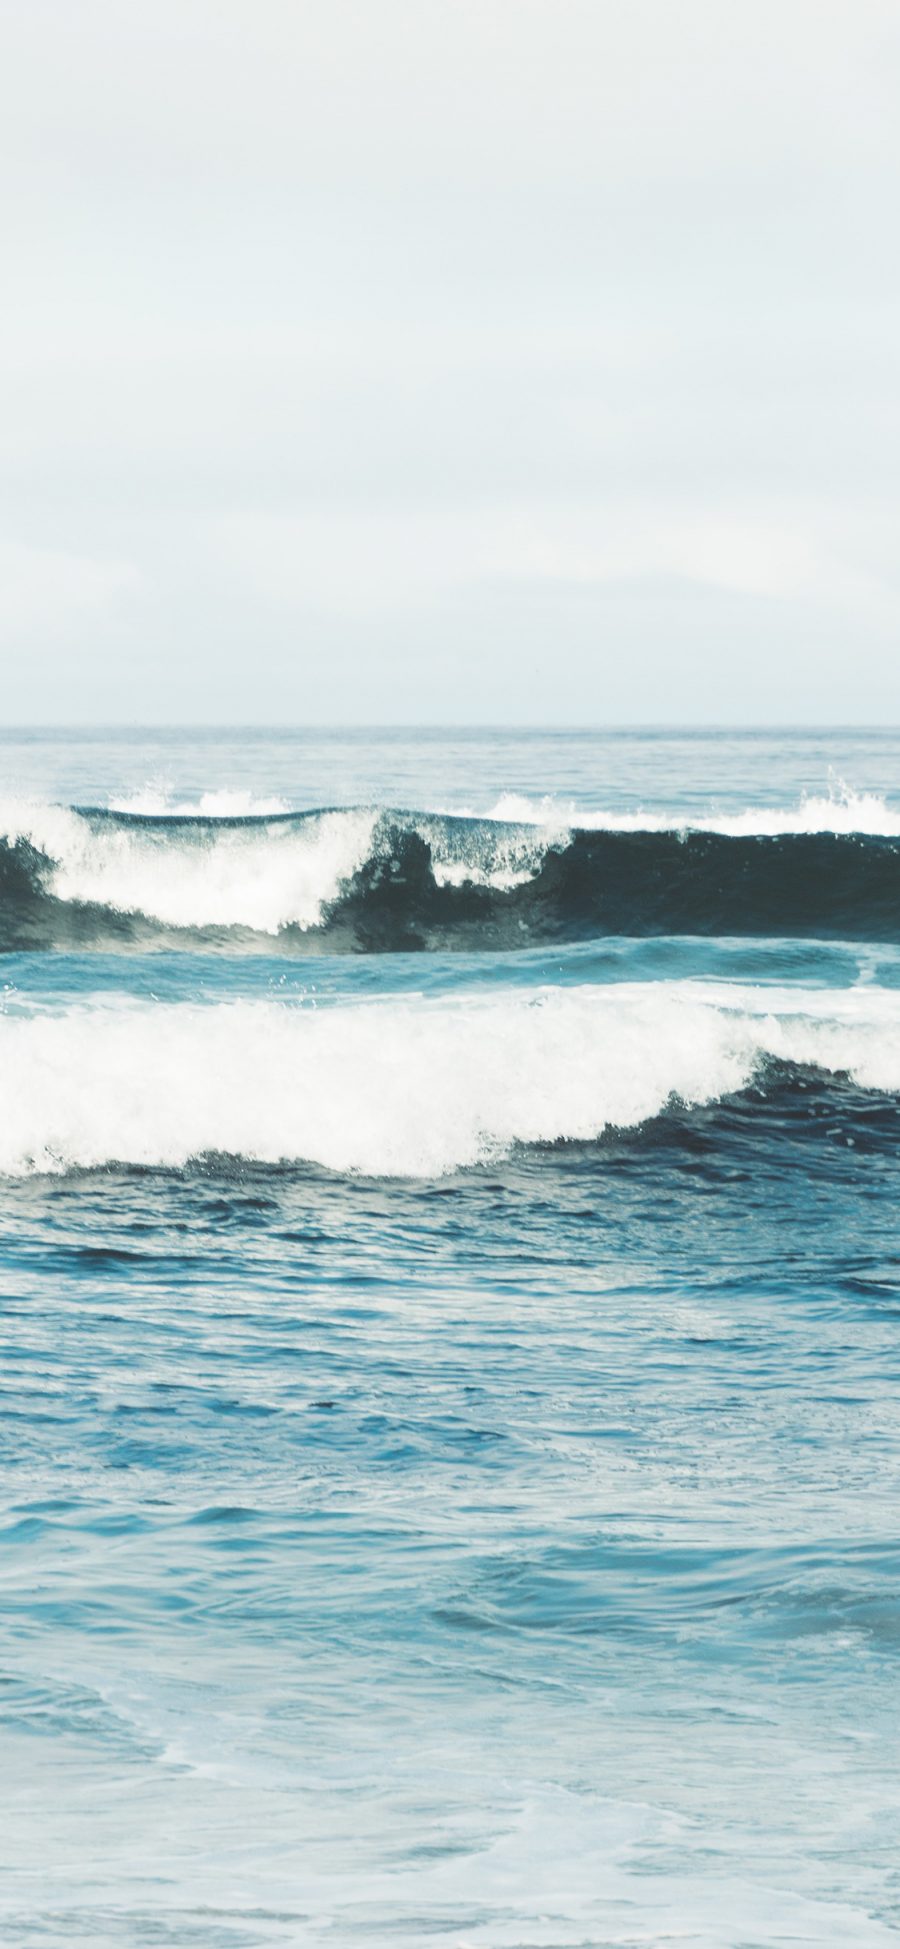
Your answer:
(2, 725), (900, 1947)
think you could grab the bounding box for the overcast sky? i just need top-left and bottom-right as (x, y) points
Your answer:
(2, 0), (899, 723)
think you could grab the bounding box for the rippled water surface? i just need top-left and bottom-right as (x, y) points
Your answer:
(2, 728), (900, 1946)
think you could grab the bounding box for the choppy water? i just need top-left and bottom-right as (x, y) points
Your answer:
(2, 727), (900, 1946)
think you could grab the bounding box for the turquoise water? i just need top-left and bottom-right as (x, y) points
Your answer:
(2, 728), (900, 1945)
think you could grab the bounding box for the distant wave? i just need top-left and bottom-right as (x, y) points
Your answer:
(3, 797), (900, 952)
(479, 784), (900, 837)
(2, 982), (899, 1177)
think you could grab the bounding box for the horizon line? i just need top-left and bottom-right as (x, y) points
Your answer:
(3, 721), (900, 736)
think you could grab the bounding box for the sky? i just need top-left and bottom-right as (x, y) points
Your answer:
(2, 0), (899, 724)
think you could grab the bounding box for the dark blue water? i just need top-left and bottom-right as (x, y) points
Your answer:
(2, 729), (900, 1946)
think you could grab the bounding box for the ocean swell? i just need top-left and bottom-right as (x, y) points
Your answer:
(2, 801), (900, 952)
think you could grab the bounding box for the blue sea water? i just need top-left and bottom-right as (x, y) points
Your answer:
(2, 726), (900, 1946)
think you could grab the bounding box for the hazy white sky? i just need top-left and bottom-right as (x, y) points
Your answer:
(2, 0), (899, 722)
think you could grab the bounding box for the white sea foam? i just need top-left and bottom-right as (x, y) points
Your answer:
(418, 814), (551, 890)
(109, 786), (292, 817)
(0, 799), (377, 932)
(108, 781), (900, 839)
(483, 784), (900, 837)
(404, 1784), (900, 1949)
(1, 981), (898, 1179)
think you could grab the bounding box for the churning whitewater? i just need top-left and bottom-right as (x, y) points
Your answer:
(2, 980), (900, 1177)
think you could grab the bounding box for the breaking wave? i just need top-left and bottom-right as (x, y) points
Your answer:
(481, 784), (900, 838)
(2, 795), (900, 952)
(2, 981), (900, 1177)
